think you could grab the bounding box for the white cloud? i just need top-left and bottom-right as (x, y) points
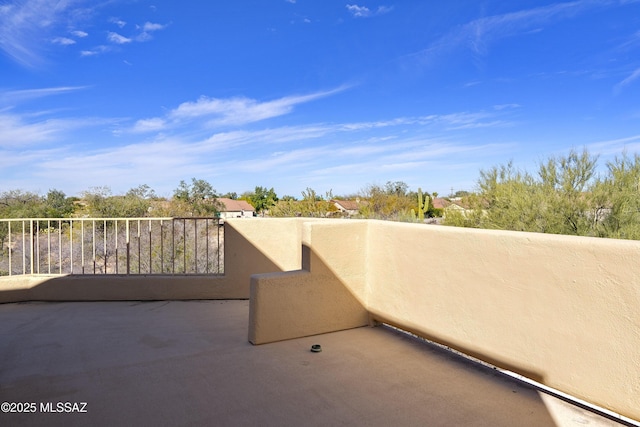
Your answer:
(0, 111), (102, 148)
(80, 45), (110, 56)
(109, 17), (126, 28)
(0, 2), (165, 66)
(107, 32), (132, 44)
(0, 84), (523, 196)
(130, 86), (349, 132)
(132, 118), (167, 133)
(51, 37), (75, 45)
(346, 4), (392, 18)
(346, 4), (371, 17)
(142, 22), (166, 32)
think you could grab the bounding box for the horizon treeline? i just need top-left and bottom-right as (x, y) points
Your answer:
(5, 148), (640, 241)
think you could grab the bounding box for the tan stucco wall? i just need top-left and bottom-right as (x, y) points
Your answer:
(249, 221), (370, 344)
(0, 218), (306, 302)
(248, 219), (640, 421)
(365, 220), (640, 422)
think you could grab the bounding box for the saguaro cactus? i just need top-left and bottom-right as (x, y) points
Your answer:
(411, 187), (429, 221)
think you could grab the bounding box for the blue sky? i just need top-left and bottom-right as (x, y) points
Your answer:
(1, 0), (640, 198)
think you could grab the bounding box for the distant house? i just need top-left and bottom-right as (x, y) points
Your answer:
(432, 197), (450, 211)
(330, 199), (365, 217)
(433, 197), (471, 217)
(217, 198), (255, 219)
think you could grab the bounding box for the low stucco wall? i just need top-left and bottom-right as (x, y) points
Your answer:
(0, 218), (306, 302)
(365, 221), (640, 421)
(249, 219), (640, 422)
(249, 221), (370, 344)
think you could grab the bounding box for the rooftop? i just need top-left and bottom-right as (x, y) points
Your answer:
(0, 300), (625, 427)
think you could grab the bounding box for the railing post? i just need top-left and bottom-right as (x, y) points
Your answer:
(70, 220), (74, 274)
(194, 219), (198, 274)
(29, 220), (34, 275)
(126, 219), (130, 275)
(58, 220), (62, 274)
(148, 219), (152, 274)
(8, 221), (12, 276)
(47, 220), (51, 274)
(22, 221), (26, 275)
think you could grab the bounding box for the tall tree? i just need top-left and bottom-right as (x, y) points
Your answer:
(246, 186), (278, 215)
(444, 149), (600, 236)
(172, 178), (220, 216)
(0, 190), (44, 218)
(44, 189), (75, 218)
(592, 153), (640, 239)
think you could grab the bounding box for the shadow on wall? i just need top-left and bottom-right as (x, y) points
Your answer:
(0, 221), (291, 303)
(249, 244), (369, 344)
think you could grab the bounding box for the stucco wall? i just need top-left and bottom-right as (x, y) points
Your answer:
(249, 219), (640, 421)
(0, 218), (305, 302)
(366, 221), (640, 420)
(249, 220), (370, 344)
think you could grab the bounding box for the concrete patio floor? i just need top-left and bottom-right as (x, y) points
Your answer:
(0, 300), (630, 427)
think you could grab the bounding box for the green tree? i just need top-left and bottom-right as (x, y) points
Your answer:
(444, 149), (599, 236)
(0, 190), (44, 218)
(126, 184), (157, 200)
(246, 186), (278, 215)
(172, 178), (220, 216)
(592, 153), (640, 239)
(82, 185), (154, 218)
(220, 191), (238, 200)
(269, 188), (333, 217)
(359, 181), (414, 220)
(43, 189), (75, 218)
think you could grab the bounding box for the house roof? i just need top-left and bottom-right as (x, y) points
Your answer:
(433, 198), (470, 210)
(331, 200), (361, 211)
(432, 198), (451, 209)
(218, 198), (255, 212)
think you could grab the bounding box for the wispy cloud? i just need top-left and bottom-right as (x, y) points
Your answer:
(414, 0), (614, 65)
(0, 1), (168, 66)
(109, 17), (127, 28)
(614, 67), (640, 93)
(142, 22), (166, 32)
(586, 134), (640, 156)
(0, 111), (102, 148)
(1, 86), (519, 195)
(80, 45), (110, 57)
(132, 86), (350, 132)
(0, 0), (79, 67)
(51, 37), (76, 45)
(0, 86), (88, 105)
(135, 21), (168, 42)
(346, 4), (393, 18)
(107, 31), (132, 44)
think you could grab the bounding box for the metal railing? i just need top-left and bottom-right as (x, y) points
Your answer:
(0, 218), (223, 276)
